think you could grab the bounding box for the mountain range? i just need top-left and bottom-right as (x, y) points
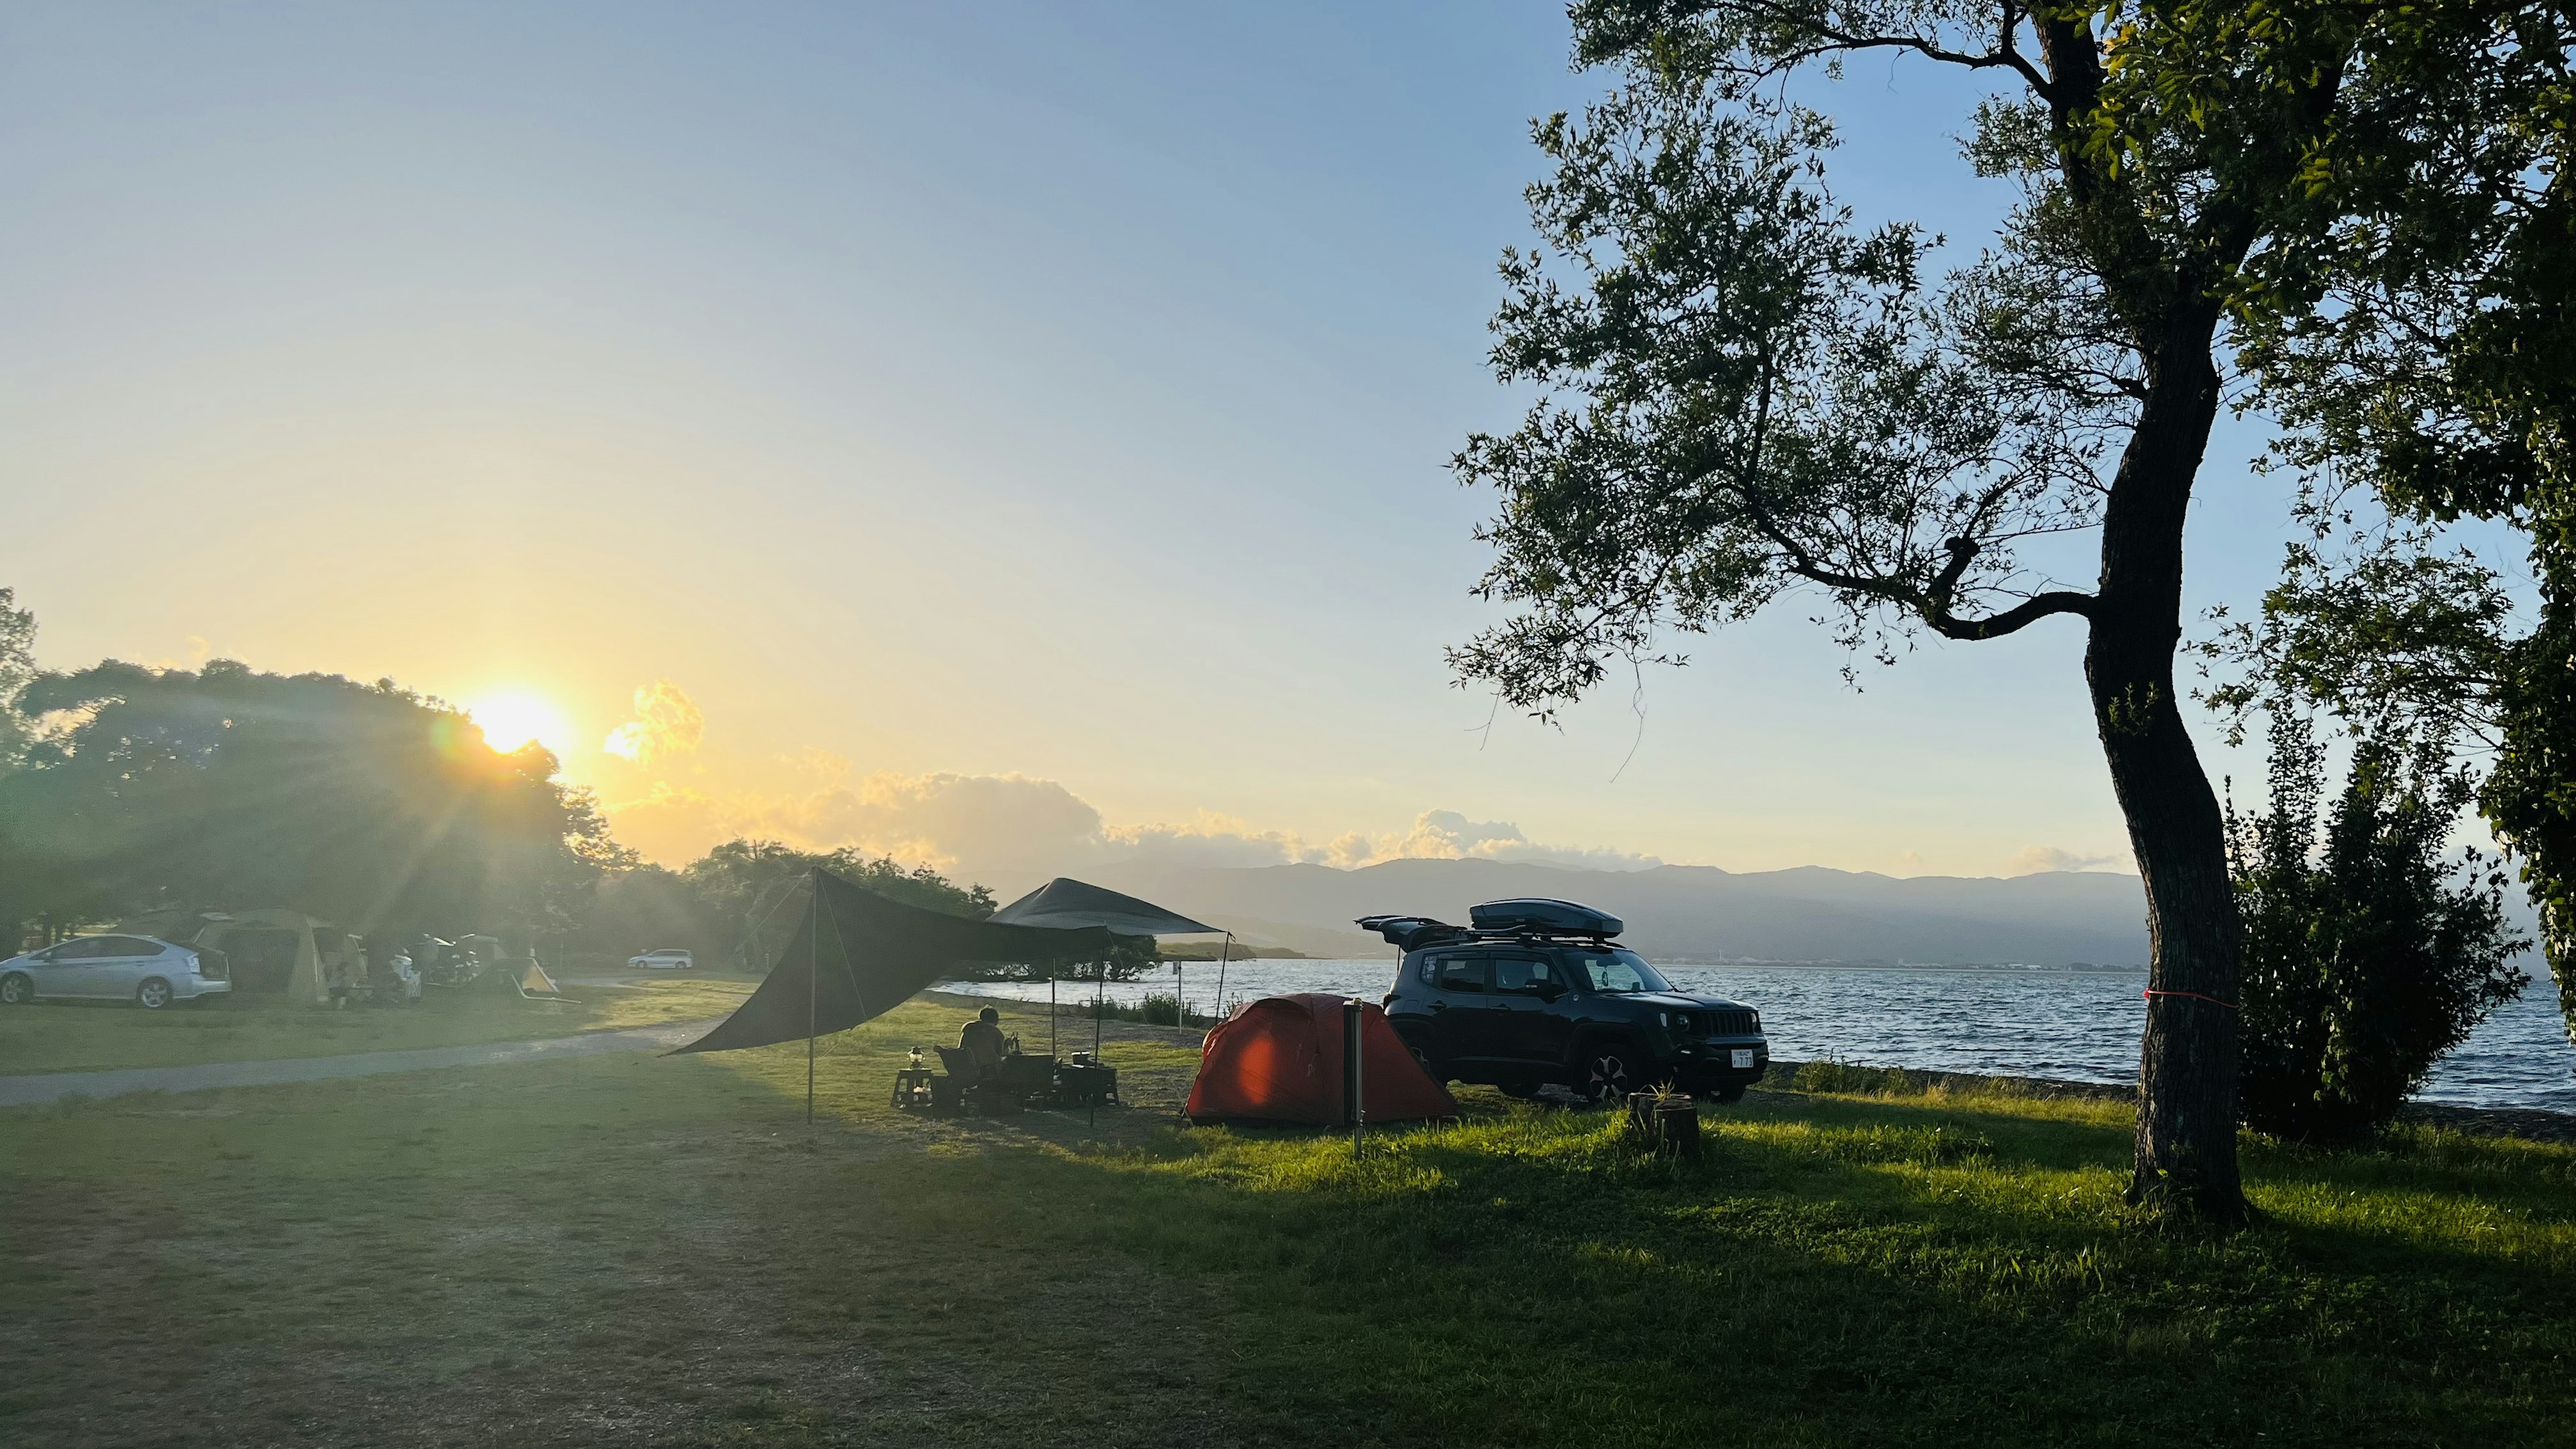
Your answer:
(1069, 857), (2157, 967)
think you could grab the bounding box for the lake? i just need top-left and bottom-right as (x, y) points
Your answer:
(939, 957), (2576, 1114)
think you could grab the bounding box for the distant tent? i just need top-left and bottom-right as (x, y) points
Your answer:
(671, 868), (1114, 1057)
(989, 878), (1216, 936)
(518, 957), (566, 998)
(1185, 994), (1458, 1126)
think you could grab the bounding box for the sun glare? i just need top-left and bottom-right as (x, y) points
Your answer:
(466, 692), (572, 755)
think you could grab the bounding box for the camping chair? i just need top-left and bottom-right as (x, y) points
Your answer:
(930, 1045), (977, 1112)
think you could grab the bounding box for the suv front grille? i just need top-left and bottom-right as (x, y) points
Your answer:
(1685, 1008), (1757, 1036)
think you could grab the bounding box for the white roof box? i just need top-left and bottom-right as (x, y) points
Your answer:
(1468, 898), (1623, 937)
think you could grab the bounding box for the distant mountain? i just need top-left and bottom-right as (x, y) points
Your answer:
(1080, 857), (2154, 967)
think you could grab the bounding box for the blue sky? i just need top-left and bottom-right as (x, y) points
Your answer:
(0, 2), (2379, 879)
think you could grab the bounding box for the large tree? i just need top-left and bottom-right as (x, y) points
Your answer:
(1451, 1), (2559, 1222)
(0, 659), (621, 943)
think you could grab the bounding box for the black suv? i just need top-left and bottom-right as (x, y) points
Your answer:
(1364, 898), (1768, 1104)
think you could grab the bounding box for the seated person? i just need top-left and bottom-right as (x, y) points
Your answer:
(959, 1006), (1008, 1079)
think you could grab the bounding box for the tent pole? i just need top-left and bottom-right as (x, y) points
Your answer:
(1090, 956), (1104, 1129)
(805, 875), (818, 1127)
(1050, 969), (1058, 1061)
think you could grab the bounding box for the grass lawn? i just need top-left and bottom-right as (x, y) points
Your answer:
(4, 992), (2571, 1448)
(0, 975), (753, 1074)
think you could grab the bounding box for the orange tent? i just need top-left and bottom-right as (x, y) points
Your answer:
(1185, 994), (1458, 1126)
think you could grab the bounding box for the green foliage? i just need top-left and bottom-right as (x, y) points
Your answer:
(0, 588), (33, 774)
(1450, 64), (2107, 704)
(0, 659), (618, 941)
(2161, 0), (2576, 1041)
(2229, 706), (2527, 1142)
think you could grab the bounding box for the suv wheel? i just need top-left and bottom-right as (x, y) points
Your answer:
(135, 977), (173, 1010)
(1709, 1083), (1748, 1106)
(0, 972), (32, 1006)
(1579, 1042), (1640, 1107)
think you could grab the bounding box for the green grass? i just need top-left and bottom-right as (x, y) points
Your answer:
(3, 993), (2570, 1447)
(0, 975), (751, 1073)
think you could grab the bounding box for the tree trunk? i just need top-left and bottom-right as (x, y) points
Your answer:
(2088, 312), (2248, 1226)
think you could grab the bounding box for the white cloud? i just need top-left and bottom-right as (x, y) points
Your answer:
(1330, 810), (1663, 871)
(595, 704), (1665, 879)
(602, 680), (706, 764)
(2008, 845), (2123, 875)
(1102, 813), (1325, 869)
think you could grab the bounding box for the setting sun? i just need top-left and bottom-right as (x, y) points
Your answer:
(465, 691), (572, 755)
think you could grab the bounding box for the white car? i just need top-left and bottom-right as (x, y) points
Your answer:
(0, 934), (232, 1010)
(629, 948), (693, 971)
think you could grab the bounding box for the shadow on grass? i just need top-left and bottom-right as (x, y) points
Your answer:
(777, 1051), (2576, 1449)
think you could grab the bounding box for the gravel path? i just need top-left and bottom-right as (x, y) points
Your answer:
(0, 1017), (727, 1108)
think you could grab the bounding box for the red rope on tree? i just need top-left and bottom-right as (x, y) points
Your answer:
(2143, 988), (2240, 1010)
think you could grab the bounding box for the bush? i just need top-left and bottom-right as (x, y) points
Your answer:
(2230, 710), (2528, 1142)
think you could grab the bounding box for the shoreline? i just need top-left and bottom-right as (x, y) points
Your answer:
(1763, 1057), (2576, 1145)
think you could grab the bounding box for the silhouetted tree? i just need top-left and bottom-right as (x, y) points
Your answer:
(1452, 1), (2564, 1222)
(0, 659), (619, 942)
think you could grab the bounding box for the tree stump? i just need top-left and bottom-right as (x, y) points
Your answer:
(1625, 1091), (1701, 1158)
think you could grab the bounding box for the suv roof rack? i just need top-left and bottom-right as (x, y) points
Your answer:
(1356, 898), (1625, 951)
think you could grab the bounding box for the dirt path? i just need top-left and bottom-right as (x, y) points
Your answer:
(0, 1017), (727, 1108)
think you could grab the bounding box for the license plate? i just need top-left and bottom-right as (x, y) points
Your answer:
(1731, 1049), (1755, 1069)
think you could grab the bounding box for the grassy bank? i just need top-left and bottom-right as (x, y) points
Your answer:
(0, 975), (752, 1074)
(4, 992), (2571, 1447)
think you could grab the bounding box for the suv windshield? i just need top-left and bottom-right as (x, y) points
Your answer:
(1576, 949), (1672, 994)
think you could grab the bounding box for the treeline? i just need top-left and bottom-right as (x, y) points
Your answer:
(0, 599), (1062, 971)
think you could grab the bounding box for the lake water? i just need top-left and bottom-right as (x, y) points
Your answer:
(938, 957), (2576, 1114)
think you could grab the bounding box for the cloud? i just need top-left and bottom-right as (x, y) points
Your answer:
(598, 732), (1660, 880)
(798, 770), (1104, 874)
(1102, 813), (1326, 869)
(602, 680), (706, 764)
(2009, 845), (2123, 875)
(607, 762), (1103, 874)
(1328, 810), (1663, 871)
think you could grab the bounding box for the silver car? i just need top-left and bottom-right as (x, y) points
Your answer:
(0, 934), (232, 1010)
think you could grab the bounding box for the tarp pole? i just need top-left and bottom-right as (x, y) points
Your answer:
(1090, 956), (1104, 1129)
(805, 876), (818, 1127)
(1050, 969), (1058, 1062)
(1214, 931), (1233, 1022)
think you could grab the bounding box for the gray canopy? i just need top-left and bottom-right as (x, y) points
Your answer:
(989, 877), (1217, 937)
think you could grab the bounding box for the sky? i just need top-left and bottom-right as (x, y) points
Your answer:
(0, 2), (2398, 888)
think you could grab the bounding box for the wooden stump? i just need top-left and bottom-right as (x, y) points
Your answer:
(1625, 1091), (1701, 1158)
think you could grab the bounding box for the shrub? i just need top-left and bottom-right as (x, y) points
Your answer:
(2230, 709), (2528, 1142)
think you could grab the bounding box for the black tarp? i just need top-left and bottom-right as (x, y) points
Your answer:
(669, 868), (1114, 1055)
(989, 877), (1217, 936)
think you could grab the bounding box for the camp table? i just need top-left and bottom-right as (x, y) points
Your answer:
(1054, 1058), (1118, 1108)
(890, 1064), (936, 1110)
